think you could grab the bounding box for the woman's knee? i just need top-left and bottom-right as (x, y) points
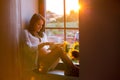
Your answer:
(54, 47), (64, 55)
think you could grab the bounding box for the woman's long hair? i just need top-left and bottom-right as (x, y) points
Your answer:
(27, 13), (45, 37)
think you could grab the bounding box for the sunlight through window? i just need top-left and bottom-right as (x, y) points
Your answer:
(45, 0), (79, 64)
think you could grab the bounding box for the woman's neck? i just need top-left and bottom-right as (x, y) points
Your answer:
(29, 30), (42, 38)
(30, 31), (38, 36)
(33, 31), (38, 36)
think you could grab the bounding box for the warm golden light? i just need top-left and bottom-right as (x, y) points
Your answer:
(66, 0), (80, 14)
(46, 0), (80, 15)
(79, 3), (81, 11)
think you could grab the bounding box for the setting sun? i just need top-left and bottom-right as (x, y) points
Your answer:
(66, 0), (80, 14)
(46, 0), (79, 15)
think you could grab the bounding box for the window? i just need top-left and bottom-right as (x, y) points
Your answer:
(45, 0), (79, 45)
(45, 0), (80, 63)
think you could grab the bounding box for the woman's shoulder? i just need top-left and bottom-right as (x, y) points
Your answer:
(23, 29), (32, 37)
(24, 29), (31, 35)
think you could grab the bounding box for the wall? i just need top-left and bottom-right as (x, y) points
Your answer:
(0, 0), (40, 80)
(0, 0), (21, 80)
(20, 0), (40, 80)
(80, 0), (119, 80)
(21, 0), (39, 29)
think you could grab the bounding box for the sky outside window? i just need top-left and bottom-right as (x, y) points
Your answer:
(46, 0), (79, 15)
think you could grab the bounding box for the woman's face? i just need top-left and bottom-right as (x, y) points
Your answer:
(34, 19), (44, 32)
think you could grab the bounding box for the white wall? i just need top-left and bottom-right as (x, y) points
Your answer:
(21, 0), (39, 29)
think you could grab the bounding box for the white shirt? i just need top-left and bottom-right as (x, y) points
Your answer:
(23, 29), (48, 53)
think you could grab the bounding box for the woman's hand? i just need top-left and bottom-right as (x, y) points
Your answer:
(45, 42), (54, 46)
(47, 43), (63, 51)
(38, 42), (54, 49)
(55, 43), (64, 47)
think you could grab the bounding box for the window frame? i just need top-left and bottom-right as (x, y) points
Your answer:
(45, 0), (79, 42)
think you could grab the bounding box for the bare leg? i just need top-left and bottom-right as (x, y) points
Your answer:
(37, 46), (62, 72)
(38, 45), (79, 76)
(56, 47), (79, 77)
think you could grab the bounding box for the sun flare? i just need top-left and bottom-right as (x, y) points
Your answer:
(66, 0), (80, 14)
(46, 0), (80, 15)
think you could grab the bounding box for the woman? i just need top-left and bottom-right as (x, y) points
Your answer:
(23, 13), (79, 76)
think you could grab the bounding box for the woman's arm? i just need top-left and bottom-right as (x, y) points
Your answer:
(24, 30), (39, 52)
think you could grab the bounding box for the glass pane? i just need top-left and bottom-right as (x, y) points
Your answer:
(45, 29), (64, 43)
(66, 0), (79, 28)
(46, 0), (80, 65)
(66, 30), (79, 64)
(46, 0), (64, 28)
(66, 22), (79, 28)
(66, 30), (79, 44)
(46, 22), (64, 28)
